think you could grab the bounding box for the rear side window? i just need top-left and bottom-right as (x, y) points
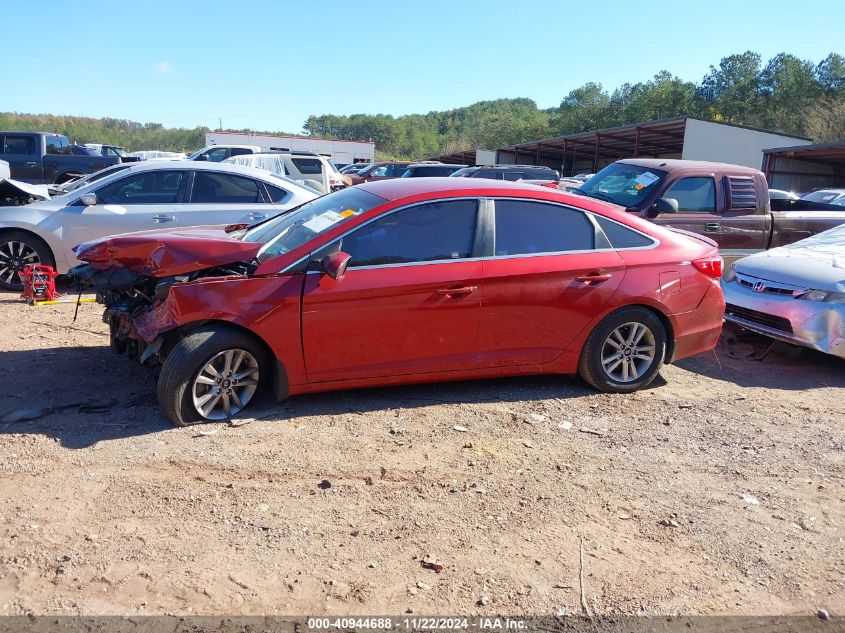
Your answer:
(95, 170), (184, 205)
(228, 148), (253, 158)
(341, 199), (478, 267)
(594, 215), (655, 249)
(494, 200), (594, 256)
(474, 169), (504, 180)
(291, 158), (323, 175)
(3, 135), (36, 155)
(191, 172), (264, 203)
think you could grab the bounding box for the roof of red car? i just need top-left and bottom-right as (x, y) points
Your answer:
(357, 176), (557, 201)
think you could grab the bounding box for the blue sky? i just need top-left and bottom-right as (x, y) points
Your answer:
(1, 0), (841, 133)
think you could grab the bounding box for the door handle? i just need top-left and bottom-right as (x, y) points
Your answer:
(151, 214), (175, 223)
(247, 212), (266, 220)
(705, 223), (720, 232)
(575, 273), (612, 285)
(436, 285), (477, 297)
(26, 161), (38, 167)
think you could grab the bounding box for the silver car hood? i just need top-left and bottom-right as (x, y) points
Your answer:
(734, 225), (845, 292)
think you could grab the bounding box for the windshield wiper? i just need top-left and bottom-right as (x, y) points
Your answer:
(575, 189), (616, 204)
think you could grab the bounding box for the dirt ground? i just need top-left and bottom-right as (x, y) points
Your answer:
(0, 291), (842, 618)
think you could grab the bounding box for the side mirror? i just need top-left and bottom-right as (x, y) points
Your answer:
(321, 251), (351, 280)
(79, 193), (97, 206)
(653, 197), (679, 214)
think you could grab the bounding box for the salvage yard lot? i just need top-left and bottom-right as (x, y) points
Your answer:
(0, 297), (842, 616)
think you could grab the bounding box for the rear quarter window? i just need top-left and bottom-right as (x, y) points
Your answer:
(594, 215), (655, 249)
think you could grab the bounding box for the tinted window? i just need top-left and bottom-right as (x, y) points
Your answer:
(264, 183), (291, 203)
(204, 148), (229, 162)
(3, 136), (36, 155)
(45, 136), (71, 155)
(494, 200), (594, 256)
(291, 158), (323, 175)
(389, 164), (409, 177)
(191, 172), (264, 203)
(504, 168), (557, 181)
(474, 170), (504, 180)
(228, 148), (253, 158)
(579, 163), (667, 207)
(370, 165), (389, 177)
(664, 177), (716, 213)
(95, 170), (184, 205)
(594, 215), (655, 249)
(341, 200), (477, 267)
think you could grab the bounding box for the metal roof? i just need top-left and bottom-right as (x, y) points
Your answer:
(763, 142), (845, 163)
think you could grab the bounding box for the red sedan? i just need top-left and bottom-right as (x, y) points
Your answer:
(71, 178), (725, 426)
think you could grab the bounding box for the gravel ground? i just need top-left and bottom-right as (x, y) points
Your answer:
(0, 294), (842, 617)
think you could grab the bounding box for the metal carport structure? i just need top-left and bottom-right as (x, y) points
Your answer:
(762, 143), (845, 192)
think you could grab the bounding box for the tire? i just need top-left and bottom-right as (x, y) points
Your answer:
(578, 307), (667, 394)
(0, 231), (56, 292)
(157, 326), (272, 427)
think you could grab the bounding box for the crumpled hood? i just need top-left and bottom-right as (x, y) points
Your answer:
(734, 225), (845, 292)
(74, 226), (262, 276)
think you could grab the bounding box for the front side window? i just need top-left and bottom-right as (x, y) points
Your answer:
(664, 177), (716, 213)
(204, 148), (229, 162)
(339, 199), (478, 267)
(95, 170), (184, 205)
(494, 200), (594, 256)
(370, 165), (389, 177)
(190, 172), (263, 204)
(388, 164), (408, 177)
(3, 135), (36, 155)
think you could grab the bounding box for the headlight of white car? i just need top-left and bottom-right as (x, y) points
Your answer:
(800, 289), (845, 304)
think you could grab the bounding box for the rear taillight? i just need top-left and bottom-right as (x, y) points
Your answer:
(692, 255), (723, 279)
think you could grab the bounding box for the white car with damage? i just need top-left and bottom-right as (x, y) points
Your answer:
(0, 161), (318, 290)
(722, 224), (845, 359)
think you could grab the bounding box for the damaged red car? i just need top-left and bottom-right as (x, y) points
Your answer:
(71, 178), (725, 426)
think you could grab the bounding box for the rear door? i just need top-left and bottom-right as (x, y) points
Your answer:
(477, 199), (626, 368)
(179, 170), (289, 227)
(301, 198), (483, 382)
(59, 169), (187, 263)
(1, 134), (42, 182)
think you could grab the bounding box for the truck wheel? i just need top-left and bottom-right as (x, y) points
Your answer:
(0, 231), (56, 292)
(578, 307), (667, 393)
(157, 326), (271, 427)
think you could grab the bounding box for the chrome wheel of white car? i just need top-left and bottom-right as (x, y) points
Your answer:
(600, 322), (657, 383)
(191, 349), (260, 421)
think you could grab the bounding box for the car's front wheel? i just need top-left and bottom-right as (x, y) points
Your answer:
(157, 326), (270, 426)
(578, 307), (667, 393)
(0, 231), (55, 292)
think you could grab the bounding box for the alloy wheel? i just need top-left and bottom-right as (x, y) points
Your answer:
(0, 241), (40, 287)
(191, 349), (260, 420)
(600, 321), (656, 383)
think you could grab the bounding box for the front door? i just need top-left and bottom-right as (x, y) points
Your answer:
(477, 199), (626, 367)
(301, 199), (482, 383)
(1, 134), (42, 182)
(59, 169), (186, 264)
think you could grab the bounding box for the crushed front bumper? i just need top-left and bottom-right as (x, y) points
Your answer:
(722, 277), (845, 359)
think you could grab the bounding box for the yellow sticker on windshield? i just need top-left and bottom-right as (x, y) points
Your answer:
(340, 209), (357, 218)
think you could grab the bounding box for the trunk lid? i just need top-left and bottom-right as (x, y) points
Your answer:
(74, 226), (262, 277)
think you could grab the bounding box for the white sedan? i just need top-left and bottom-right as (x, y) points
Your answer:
(0, 161), (319, 290)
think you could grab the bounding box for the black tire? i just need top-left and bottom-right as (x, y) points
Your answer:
(0, 230), (56, 292)
(578, 307), (667, 394)
(157, 325), (272, 427)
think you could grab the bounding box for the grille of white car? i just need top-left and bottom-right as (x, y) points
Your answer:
(735, 272), (806, 297)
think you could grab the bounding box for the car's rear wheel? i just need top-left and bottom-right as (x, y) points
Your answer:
(157, 326), (270, 426)
(0, 231), (55, 292)
(578, 307), (667, 393)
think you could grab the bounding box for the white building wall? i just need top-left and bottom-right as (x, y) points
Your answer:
(681, 119), (811, 170)
(205, 132), (375, 164)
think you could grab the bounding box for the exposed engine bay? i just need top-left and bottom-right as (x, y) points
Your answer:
(70, 262), (255, 364)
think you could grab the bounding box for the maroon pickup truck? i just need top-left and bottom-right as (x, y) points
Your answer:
(574, 159), (845, 259)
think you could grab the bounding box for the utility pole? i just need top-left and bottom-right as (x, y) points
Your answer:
(219, 117), (222, 131)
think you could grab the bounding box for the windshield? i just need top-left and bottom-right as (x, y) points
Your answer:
(577, 163), (667, 208)
(244, 188), (385, 262)
(801, 190), (845, 204)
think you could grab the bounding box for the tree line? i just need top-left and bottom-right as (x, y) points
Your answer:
(2, 51), (843, 160)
